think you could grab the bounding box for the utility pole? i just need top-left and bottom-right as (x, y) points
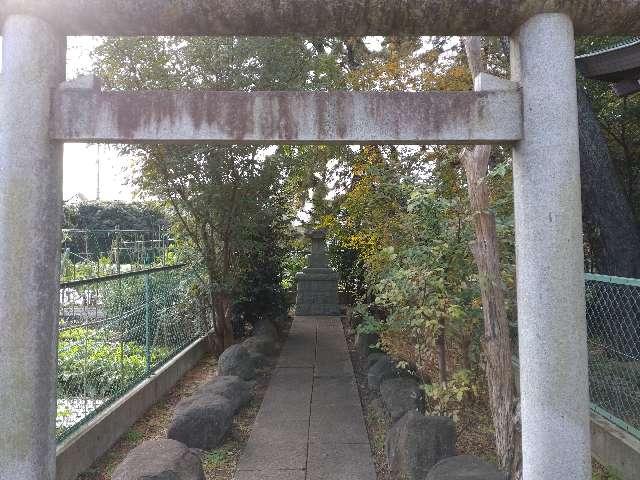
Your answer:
(96, 144), (100, 200)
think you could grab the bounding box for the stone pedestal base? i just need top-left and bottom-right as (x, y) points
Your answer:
(295, 270), (340, 316)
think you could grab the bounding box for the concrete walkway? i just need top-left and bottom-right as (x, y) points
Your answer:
(234, 316), (376, 480)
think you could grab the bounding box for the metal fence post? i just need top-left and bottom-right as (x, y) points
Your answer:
(115, 225), (121, 274)
(144, 273), (152, 375)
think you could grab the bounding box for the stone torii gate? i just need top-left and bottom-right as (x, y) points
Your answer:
(1, 1), (639, 479)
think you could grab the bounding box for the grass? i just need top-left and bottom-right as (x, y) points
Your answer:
(203, 447), (234, 467)
(366, 400), (389, 454)
(123, 430), (144, 443)
(592, 463), (623, 480)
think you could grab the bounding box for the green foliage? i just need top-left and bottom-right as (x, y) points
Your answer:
(124, 430), (144, 443)
(314, 40), (517, 417)
(423, 369), (478, 418)
(63, 201), (168, 232)
(234, 200), (290, 325)
(83, 34), (640, 458)
(360, 187), (483, 402)
(63, 201), (169, 262)
(57, 327), (167, 398)
(60, 256), (115, 282)
(90, 35), (357, 345)
(282, 246), (307, 291)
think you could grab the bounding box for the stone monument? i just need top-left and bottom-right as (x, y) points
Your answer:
(295, 229), (340, 316)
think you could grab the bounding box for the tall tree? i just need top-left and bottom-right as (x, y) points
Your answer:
(92, 36), (346, 351)
(462, 37), (521, 480)
(578, 87), (640, 276)
(133, 144), (288, 352)
(575, 37), (640, 276)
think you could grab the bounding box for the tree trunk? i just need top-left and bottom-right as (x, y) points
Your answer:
(436, 318), (448, 385)
(207, 249), (234, 355)
(213, 290), (234, 355)
(462, 145), (521, 480)
(578, 87), (640, 277)
(462, 37), (522, 480)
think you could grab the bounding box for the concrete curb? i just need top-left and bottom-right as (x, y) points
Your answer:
(56, 333), (213, 480)
(591, 411), (640, 480)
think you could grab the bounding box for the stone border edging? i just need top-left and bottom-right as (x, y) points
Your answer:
(55, 333), (213, 480)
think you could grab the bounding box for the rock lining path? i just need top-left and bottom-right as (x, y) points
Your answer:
(234, 316), (376, 480)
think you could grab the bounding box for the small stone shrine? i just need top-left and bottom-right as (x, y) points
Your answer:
(295, 229), (340, 316)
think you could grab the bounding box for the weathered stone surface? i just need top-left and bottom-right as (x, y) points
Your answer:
(385, 411), (456, 480)
(197, 376), (253, 413)
(242, 335), (278, 357)
(234, 470), (305, 480)
(236, 367), (313, 472)
(247, 349), (270, 369)
(0, 16), (66, 480)
(309, 403), (369, 444)
(3, 1), (639, 36)
(218, 344), (256, 380)
(168, 396), (234, 450)
(236, 316), (376, 478)
(307, 442), (376, 480)
(111, 438), (204, 480)
(367, 355), (403, 391)
(426, 455), (507, 480)
(252, 319), (279, 340)
(367, 352), (386, 368)
(380, 377), (424, 421)
(295, 230), (341, 316)
(311, 376), (359, 406)
(355, 331), (380, 357)
(512, 14), (592, 478)
(52, 89), (523, 145)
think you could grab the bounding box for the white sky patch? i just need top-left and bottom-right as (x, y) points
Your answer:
(63, 144), (134, 202)
(1, 35), (135, 201)
(363, 36), (384, 52)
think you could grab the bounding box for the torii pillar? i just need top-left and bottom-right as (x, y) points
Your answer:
(0, 15), (65, 480)
(511, 13), (591, 479)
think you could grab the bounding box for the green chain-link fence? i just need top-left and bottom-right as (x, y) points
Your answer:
(61, 228), (173, 282)
(57, 264), (212, 441)
(586, 273), (640, 439)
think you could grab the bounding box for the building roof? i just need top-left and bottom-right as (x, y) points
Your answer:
(576, 38), (640, 97)
(576, 38), (640, 82)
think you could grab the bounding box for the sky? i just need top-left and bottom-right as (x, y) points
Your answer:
(1, 36), (136, 202)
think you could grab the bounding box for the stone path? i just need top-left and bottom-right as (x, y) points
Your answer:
(234, 316), (376, 480)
